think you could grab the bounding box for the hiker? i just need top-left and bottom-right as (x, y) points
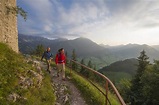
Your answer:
(41, 47), (53, 73)
(55, 48), (66, 80)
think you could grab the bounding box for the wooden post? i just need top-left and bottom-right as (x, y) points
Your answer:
(70, 60), (72, 76)
(105, 80), (109, 105)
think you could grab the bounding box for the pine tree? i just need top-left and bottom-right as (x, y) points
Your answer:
(35, 44), (45, 57)
(140, 60), (159, 105)
(130, 50), (149, 105)
(87, 60), (94, 79)
(71, 49), (77, 70)
(80, 59), (85, 74)
(88, 60), (93, 68)
(65, 51), (68, 64)
(94, 65), (97, 70)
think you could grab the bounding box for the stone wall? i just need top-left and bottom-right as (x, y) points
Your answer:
(0, 0), (18, 53)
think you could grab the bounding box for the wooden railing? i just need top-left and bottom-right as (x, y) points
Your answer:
(68, 59), (126, 105)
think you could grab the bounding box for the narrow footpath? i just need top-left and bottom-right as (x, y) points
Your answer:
(40, 62), (87, 105)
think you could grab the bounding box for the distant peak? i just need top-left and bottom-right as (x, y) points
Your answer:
(76, 37), (89, 40)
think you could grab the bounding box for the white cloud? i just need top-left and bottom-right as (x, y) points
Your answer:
(17, 0), (159, 45)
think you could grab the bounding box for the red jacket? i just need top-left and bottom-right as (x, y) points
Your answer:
(55, 53), (66, 64)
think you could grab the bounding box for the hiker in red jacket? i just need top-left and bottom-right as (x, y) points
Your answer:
(55, 48), (66, 80)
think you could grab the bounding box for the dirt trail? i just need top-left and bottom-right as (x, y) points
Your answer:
(40, 61), (87, 105)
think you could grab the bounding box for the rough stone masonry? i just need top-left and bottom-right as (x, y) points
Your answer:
(0, 0), (18, 53)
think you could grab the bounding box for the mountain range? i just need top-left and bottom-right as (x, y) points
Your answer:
(152, 45), (159, 51)
(18, 34), (159, 69)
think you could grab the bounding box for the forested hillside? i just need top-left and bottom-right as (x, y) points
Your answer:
(99, 58), (138, 74)
(99, 58), (138, 83)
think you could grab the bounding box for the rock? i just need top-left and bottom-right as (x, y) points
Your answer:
(36, 66), (42, 75)
(19, 70), (43, 89)
(63, 95), (69, 104)
(55, 102), (61, 105)
(19, 76), (33, 89)
(27, 70), (43, 88)
(53, 82), (71, 105)
(33, 60), (40, 66)
(7, 93), (27, 102)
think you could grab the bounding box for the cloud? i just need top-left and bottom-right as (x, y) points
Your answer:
(17, 0), (159, 45)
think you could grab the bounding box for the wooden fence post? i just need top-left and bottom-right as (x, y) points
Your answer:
(106, 80), (109, 105)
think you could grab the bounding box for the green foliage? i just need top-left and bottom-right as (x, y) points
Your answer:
(129, 50), (150, 105)
(118, 79), (131, 104)
(103, 72), (132, 84)
(65, 69), (120, 105)
(33, 44), (45, 57)
(140, 60), (159, 104)
(87, 60), (95, 80)
(99, 58), (138, 75)
(0, 43), (55, 105)
(87, 60), (93, 68)
(71, 49), (77, 70)
(65, 51), (69, 64)
(6, 6), (27, 21)
(80, 59), (85, 74)
(119, 51), (159, 105)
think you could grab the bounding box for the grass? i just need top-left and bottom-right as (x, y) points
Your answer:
(65, 67), (120, 105)
(0, 43), (55, 105)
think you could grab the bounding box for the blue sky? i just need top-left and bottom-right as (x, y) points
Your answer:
(17, 0), (159, 45)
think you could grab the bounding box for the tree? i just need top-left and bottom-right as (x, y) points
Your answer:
(88, 60), (93, 68)
(94, 65), (97, 70)
(87, 60), (94, 79)
(80, 59), (85, 74)
(71, 49), (77, 70)
(65, 51), (69, 64)
(140, 60), (159, 105)
(35, 44), (45, 57)
(129, 50), (150, 105)
(72, 49), (76, 61)
(6, 6), (27, 21)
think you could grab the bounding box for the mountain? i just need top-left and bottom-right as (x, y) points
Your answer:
(107, 44), (159, 62)
(18, 34), (117, 69)
(152, 45), (159, 51)
(99, 44), (111, 48)
(18, 34), (159, 69)
(18, 34), (106, 57)
(18, 34), (68, 54)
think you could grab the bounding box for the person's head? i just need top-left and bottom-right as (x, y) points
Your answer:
(61, 48), (64, 53)
(47, 47), (50, 52)
(58, 48), (64, 54)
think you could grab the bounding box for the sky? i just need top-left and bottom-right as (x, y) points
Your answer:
(17, 0), (159, 45)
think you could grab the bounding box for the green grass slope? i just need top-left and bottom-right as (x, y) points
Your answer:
(0, 43), (55, 105)
(64, 68), (120, 105)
